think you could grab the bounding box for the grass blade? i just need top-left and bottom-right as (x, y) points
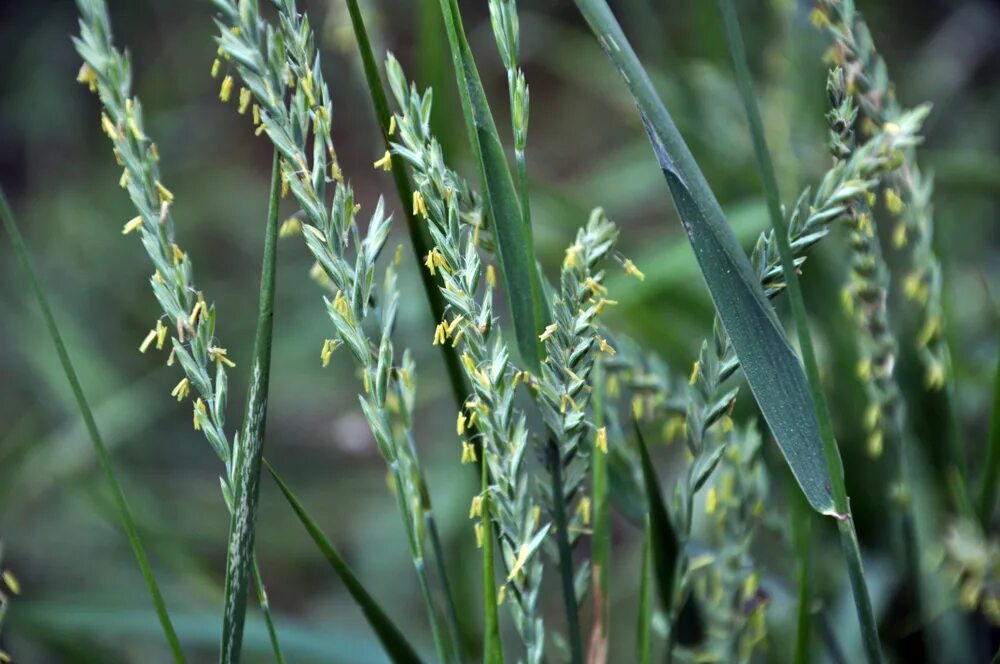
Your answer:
(343, 0), (471, 418)
(979, 327), (1000, 525)
(714, 2), (882, 660)
(481, 459), (503, 664)
(572, 0), (836, 517)
(435, 0), (547, 371)
(264, 461), (423, 664)
(0, 188), (187, 664)
(220, 152), (281, 664)
(790, 482), (812, 664)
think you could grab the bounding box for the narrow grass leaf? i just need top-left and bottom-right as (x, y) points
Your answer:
(573, 0), (836, 516)
(265, 461), (423, 664)
(220, 153), (281, 664)
(636, 517), (652, 664)
(435, 0), (547, 371)
(0, 188), (187, 664)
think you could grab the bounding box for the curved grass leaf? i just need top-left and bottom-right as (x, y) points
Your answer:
(264, 461), (423, 664)
(573, 0), (836, 516)
(0, 188), (186, 663)
(220, 153), (281, 664)
(633, 421), (703, 648)
(435, 0), (547, 372)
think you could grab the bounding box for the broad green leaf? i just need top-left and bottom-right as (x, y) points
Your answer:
(574, 0), (836, 516)
(220, 153), (282, 664)
(0, 188), (186, 663)
(265, 461), (423, 664)
(436, 0), (547, 372)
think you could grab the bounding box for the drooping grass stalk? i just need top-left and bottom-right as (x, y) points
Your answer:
(715, 3), (882, 660)
(210, 6), (458, 660)
(0, 189), (186, 664)
(384, 56), (548, 663)
(342, 0), (471, 420)
(435, 0), (548, 372)
(264, 461), (422, 664)
(813, 0), (968, 512)
(220, 151), (282, 664)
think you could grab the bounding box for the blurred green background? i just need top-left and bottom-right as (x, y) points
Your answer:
(1, 0), (999, 661)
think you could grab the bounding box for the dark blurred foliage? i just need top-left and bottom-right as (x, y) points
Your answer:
(1, 0), (999, 661)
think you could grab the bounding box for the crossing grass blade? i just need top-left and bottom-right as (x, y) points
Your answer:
(435, 0), (548, 372)
(0, 187), (187, 664)
(220, 153), (281, 664)
(572, 0), (836, 517)
(264, 461), (423, 664)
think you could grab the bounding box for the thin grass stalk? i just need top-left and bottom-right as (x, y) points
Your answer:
(481, 458), (503, 664)
(264, 461), (423, 664)
(790, 483), (812, 664)
(343, 0), (471, 422)
(251, 557), (285, 664)
(220, 150), (282, 664)
(589, 361), (610, 663)
(0, 188), (186, 664)
(714, 3), (883, 660)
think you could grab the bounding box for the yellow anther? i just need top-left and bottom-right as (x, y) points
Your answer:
(155, 320), (168, 350)
(884, 121), (901, 136)
(893, 222), (908, 247)
(252, 104), (261, 126)
(497, 584), (507, 606)
(461, 441), (477, 464)
(412, 190), (429, 219)
(433, 322), (448, 346)
(885, 188), (904, 214)
(193, 398), (208, 431)
(238, 87), (251, 114)
(171, 377), (191, 401)
(139, 328), (158, 353)
(77, 62), (98, 92)
(918, 316), (941, 349)
(219, 75), (234, 102)
(456, 411), (467, 436)
(864, 403), (880, 430)
(623, 258), (645, 281)
(584, 277), (607, 296)
(122, 215), (143, 235)
(925, 361), (946, 391)
(373, 150), (392, 171)
(210, 58), (221, 78)
(388, 115), (397, 136)
(595, 426), (608, 454)
(597, 335), (616, 356)
(321, 339), (338, 367)
(155, 181), (175, 204)
(209, 346), (236, 368)
(867, 431), (883, 457)
(857, 358), (872, 381)
(2, 569), (20, 595)
(689, 360), (700, 385)
(486, 264), (497, 288)
(594, 298), (618, 314)
(857, 212), (874, 238)
(809, 8), (830, 28)
(279, 218), (302, 237)
(577, 495), (592, 525)
(101, 113), (118, 139)
(563, 243), (582, 269)
(539, 323), (558, 342)
(469, 494), (483, 518)
(475, 522), (484, 548)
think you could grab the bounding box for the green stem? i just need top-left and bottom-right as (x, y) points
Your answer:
(220, 152), (281, 664)
(637, 517), (652, 664)
(714, 2), (882, 660)
(546, 440), (584, 664)
(0, 187), (186, 664)
(252, 557), (286, 664)
(791, 484), (812, 664)
(590, 362), (610, 660)
(481, 458), (503, 664)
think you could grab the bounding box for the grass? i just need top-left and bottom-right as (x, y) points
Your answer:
(1, 0), (995, 662)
